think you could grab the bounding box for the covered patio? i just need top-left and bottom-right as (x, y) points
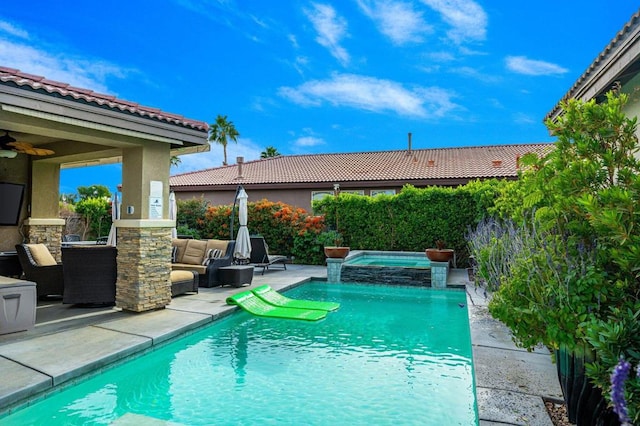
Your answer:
(0, 66), (209, 312)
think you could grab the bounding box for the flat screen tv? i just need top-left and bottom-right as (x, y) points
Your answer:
(0, 182), (25, 226)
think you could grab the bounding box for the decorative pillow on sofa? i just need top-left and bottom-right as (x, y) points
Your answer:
(202, 248), (224, 265)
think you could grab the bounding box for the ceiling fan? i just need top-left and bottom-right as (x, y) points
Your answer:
(0, 131), (55, 158)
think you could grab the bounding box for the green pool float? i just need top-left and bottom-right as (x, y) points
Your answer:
(226, 291), (327, 321)
(252, 285), (340, 312)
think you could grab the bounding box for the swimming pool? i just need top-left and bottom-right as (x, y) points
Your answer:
(341, 252), (433, 286)
(1, 282), (477, 425)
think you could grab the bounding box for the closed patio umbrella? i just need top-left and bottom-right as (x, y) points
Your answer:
(106, 192), (121, 246)
(169, 191), (177, 239)
(234, 188), (251, 261)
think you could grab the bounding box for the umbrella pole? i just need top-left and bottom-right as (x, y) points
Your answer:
(230, 185), (244, 240)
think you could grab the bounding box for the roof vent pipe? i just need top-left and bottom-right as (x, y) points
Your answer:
(237, 156), (244, 179)
(407, 132), (412, 156)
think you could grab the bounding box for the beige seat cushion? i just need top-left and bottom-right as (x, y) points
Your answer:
(171, 238), (189, 263)
(26, 244), (57, 266)
(170, 270), (194, 282)
(172, 263), (207, 274)
(181, 239), (208, 265)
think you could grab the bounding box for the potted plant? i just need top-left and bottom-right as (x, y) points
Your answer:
(323, 183), (350, 259)
(425, 239), (454, 262)
(323, 230), (350, 259)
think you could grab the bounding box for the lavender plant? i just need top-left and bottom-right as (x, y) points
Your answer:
(611, 358), (640, 425)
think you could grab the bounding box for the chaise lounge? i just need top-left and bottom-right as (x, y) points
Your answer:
(249, 236), (287, 275)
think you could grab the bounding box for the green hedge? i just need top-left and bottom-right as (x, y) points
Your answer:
(176, 181), (503, 266)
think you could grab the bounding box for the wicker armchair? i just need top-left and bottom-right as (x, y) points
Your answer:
(61, 246), (117, 305)
(15, 244), (64, 298)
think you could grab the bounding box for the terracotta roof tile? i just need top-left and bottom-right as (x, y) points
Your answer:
(170, 143), (553, 188)
(0, 66), (208, 131)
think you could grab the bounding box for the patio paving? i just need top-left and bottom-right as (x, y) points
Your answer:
(0, 264), (562, 424)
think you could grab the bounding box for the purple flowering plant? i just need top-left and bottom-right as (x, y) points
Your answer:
(611, 358), (640, 426)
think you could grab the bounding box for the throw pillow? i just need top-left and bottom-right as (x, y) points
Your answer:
(25, 244), (57, 266)
(202, 248), (223, 266)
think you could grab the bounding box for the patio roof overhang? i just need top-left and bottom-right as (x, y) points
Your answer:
(0, 78), (209, 168)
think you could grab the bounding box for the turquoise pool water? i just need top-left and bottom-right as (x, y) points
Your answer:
(345, 253), (431, 268)
(2, 282), (477, 425)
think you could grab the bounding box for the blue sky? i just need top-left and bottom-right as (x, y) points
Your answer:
(1, 1), (638, 195)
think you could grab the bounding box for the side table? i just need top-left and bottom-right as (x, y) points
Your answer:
(218, 265), (254, 288)
(0, 251), (22, 278)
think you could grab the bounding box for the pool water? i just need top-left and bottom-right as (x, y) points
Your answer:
(345, 254), (431, 268)
(2, 283), (478, 425)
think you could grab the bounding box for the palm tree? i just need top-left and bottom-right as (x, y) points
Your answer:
(260, 146), (281, 158)
(208, 115), (239, 166)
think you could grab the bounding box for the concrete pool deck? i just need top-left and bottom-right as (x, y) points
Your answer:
(0, 264), (562, 425)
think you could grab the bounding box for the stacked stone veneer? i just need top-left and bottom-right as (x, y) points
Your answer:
(116, 227), (172, 312)
(24, 224), (64, 262)
(340, 265), (432, 286)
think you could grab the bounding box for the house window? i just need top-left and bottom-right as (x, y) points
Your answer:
(341, 190), (364, 195)
(371, 189), (396, 196)
(312, 191), (334, 201)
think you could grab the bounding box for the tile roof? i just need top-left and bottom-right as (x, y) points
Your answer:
(0, 66), (208, 132)
(170, 143), (553, 188)
(546, 8), (640, 120)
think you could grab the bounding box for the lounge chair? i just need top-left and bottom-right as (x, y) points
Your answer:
(249, 236), (287, 275)
(15, 243), (64, 298)
(61, 245), (117, 305)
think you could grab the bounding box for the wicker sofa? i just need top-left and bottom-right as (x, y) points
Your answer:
(171, 239), (235, 288)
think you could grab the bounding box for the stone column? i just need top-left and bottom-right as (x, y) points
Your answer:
(23, 218), (65, 262)
(326, 258), (344, 283)
(115, 220), (173, 312)
(430, 261), (449, 288)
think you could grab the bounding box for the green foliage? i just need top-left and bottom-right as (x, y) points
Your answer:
(75, 197), (111, 239)
(314, 184), (480, 266)
(260, 146), (280, 158)
(77, 185), (111, 201)
(208, 114), (239, 166)
(60, 193), (77, 204)
(478, 88), (640, 414)
(585, 305), (640, 424)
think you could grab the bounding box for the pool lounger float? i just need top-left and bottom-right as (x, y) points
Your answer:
(226, 291), (327, 321)
(252, 285), (340, 312)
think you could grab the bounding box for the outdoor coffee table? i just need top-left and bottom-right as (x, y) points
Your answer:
(218, 265), (254, 287)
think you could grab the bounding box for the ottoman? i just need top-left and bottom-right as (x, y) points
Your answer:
(218, 265), (254, 288)
(0, 276), (36, 335)
(170, 270), (199, 297)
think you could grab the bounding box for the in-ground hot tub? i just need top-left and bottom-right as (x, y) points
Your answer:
(340, 251), (432, 286)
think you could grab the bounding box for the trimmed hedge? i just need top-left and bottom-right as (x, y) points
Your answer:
(176, 181), (504, 265)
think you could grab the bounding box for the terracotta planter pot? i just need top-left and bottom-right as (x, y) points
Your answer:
(324, 247), (350, 259)
(425, 248), (454, 262)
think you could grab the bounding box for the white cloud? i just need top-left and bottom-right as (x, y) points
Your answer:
(304, 3), (350, 66)
(421, 0), (487, 43)
(452, 66), (500, 83)
(505, 56), (568, 76)
(295, 136), (325, 147)
(357, 0), (432, 45)
(278, 73), (459, 118)
(513, 112), (535, 124)
(0, 20), (29, 39)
